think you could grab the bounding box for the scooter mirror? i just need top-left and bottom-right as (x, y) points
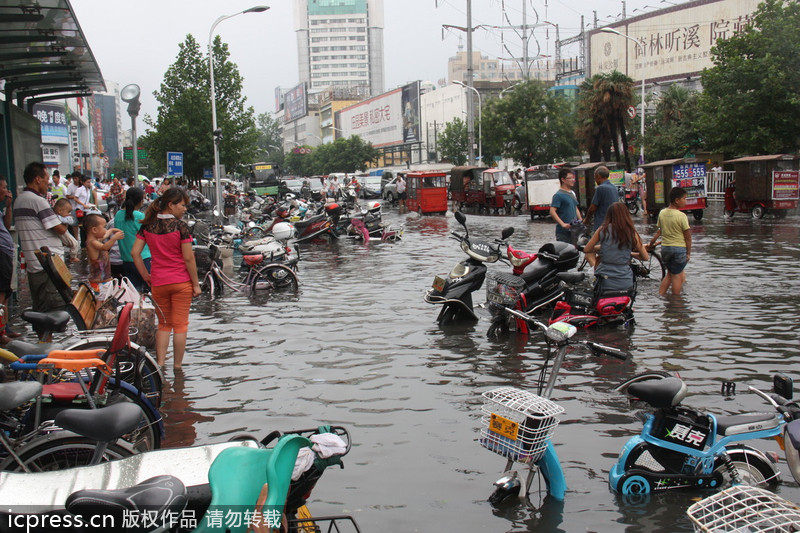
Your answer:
(501, 227), (514, 240)
(213, 209), (220, 217)
(454, 211), (466, 226)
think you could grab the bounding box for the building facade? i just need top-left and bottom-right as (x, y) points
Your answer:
(294, 0), (385, 97)
(448, 50), (553, 84)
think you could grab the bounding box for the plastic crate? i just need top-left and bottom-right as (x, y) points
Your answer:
(479, 387), (564, 464)
(686, 485), (800, 533)
(485, 272), (526, 307)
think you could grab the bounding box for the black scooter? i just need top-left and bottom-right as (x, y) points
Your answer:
(424, 211), (513, 325)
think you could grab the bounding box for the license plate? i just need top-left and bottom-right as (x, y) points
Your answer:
(489, 413), (519, 440)
(487, 292), (505, 304)
(432, 275), (446, 292)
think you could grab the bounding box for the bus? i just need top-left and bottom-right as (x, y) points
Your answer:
(249, 162), (280, 196)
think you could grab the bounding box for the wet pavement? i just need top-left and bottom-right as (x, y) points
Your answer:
(11, 202), (800, 532)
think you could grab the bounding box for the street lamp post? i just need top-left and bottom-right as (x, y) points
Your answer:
(453, 81), (482, 164)
(209, 5), (269, 216)
(120, 84), (141, 182)
(601, 27), (646, 166)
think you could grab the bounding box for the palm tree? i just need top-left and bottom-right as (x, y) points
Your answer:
(576, 71), (636, 169)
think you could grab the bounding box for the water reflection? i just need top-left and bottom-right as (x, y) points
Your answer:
(160, 370), (214, 448)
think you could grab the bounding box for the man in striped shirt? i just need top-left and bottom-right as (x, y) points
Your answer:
(13, 162), (69, 312)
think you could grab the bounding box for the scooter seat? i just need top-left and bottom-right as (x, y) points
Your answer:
(786, 419), (800, 450)
(4, 340), (64, 358)
(243, 254), (264, 266)
(293, 213), (325, 231)
(715, 412), (780, 436)
(67, 475), (187, 523)
(521, 258), (553, 284)
(627, 377), (687, 408)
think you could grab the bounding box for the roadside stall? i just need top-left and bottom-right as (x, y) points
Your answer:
(406, 170), (449, 215)
(642, 158), (707, 220)
(572, 162), (620, 210)
(722, 154), (799, 219)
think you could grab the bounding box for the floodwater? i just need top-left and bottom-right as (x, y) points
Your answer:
(24, 202), (800, 532)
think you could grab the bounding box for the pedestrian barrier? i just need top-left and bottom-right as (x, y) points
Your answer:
(706, 171), (735, 201)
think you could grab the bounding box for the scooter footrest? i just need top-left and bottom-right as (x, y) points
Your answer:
(715, 413), (780, 436)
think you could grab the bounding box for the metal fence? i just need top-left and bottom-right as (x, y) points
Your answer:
(706, 171), (735, 200)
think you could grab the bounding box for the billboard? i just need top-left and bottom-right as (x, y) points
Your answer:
(32, 103), (69, 145)
(590, 0), (761, 82)
(338, 81), (421, 148)
(284, 82), (308, 123)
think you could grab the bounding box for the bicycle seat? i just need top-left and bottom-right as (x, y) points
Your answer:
(4, 339), (64, 358)
(0, 381), (42, 410)
(627, 377), (687, 408)
(67, 475), (187, 529)
(243, 254), (265, 267)
(56, 402), (144, 442)
(21, 309), (71, 332)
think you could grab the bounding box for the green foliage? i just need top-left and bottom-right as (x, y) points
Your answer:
(576, 71), (636, 169)
(141, 34), (258, 179)
(698, 0), (800, 155)
(283, 136), (379, 175)
(643, 84), (703, 161)
(481, 80), (578, 168)
(256, 113), (284, 168)
(437, 118), (468, 165)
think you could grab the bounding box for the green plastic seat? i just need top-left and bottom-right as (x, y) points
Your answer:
(194, 434), (311, 533)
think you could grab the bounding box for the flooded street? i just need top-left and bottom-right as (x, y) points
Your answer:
(154, 203), (797, 532)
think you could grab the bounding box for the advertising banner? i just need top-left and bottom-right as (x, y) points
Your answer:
(772, 171), (800, 200)
(284, 82), (308, 123)
(609, 169), (626, 187)
(401, 81), (421, 144)
(338, 88), (403, 147)
(672, 163), (706, 201)
(32, 103), (70, 145)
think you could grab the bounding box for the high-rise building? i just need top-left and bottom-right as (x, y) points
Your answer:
(294, 0), (384, 97)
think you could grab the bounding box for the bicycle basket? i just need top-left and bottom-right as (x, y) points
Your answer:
(686, 485), (800, 533)
(479, 387), (564, 464)
(485, 272), (526, 307)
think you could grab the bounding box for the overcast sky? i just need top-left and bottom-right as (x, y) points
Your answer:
(70, 0), (654, 126)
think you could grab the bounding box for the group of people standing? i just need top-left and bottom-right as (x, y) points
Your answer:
(548, 165), (691, 296)
(3, 162), (200, 371)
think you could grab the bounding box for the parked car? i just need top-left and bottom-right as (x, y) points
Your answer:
(279, 178), (304, 197)
(361, 176), (383, 199)
(382, 175), (400, 203)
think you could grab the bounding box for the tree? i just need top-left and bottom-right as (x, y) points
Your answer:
(698, 0), (800, 155)
(643, 84), (703, 161)
(481, 80), (578, 168)
(255, 112), (284, 167)
(436, 118), (468, 165)
(576, 71), (636, 169)
(308, 136), (380, 175)
(283, 147), (315, 176)
(141, 34), (258, 179)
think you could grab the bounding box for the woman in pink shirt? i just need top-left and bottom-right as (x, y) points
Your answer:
(131, 188), (200, 371)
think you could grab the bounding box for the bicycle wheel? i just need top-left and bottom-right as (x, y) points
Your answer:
(251, 264), (299, 292)
(101, 383), (162, 452)
(202, 270), (222, 298)
(66, 339), (162, 408)
(0, 433), (134, 472)
(631, 251), (665, 281)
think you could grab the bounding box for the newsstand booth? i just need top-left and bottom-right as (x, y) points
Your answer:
(406, 170), (449, 215)
(573, 162), (620, 210)
(642, 158), (707, 220)
(722, 154), (799, 219)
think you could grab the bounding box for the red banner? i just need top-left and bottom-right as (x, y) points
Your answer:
(772, 171), (800, 200)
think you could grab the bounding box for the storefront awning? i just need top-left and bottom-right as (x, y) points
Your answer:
(0, 0), (105, 110)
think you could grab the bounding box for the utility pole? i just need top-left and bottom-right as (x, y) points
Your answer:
(466, 0), (475, 165)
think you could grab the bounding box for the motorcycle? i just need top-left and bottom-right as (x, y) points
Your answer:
(608, 372), (800, 498)
(547, 273), (636, 329)
(619, 186), (641, 216)
(485, 241), (581, 337)
(424, 211), (513, 325)
(480, 308), (627, 504)
(238, 222), (299, 273)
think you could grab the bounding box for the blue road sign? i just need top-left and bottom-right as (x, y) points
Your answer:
(203, 168), (213, 180)
(167, 152), (183, 177)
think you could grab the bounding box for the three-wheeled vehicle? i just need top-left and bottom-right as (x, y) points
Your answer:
(723, 154), (799, 219)
(406, 170), (448, 215)
(642, 158), (707, 220)
(524, 165), (560, 220)
(449, 166), (515, 214)
(573, 161), (621, 211)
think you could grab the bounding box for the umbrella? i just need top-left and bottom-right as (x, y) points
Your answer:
(138, 175), (149, 182)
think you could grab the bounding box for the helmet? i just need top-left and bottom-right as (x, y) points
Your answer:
(272, 222), (295, 240)
(285, 193), (296, 201)
(367, 200), (381, 211)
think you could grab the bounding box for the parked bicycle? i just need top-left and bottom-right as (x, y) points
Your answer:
(201, 240), (299, 299)
(479, 307), (627, 504)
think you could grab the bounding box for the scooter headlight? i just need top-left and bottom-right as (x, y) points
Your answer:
(449, 263), (469, 278)
(508, 253), (527, 267)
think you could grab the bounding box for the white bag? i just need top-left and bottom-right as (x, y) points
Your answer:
(117, 277), (141, 305)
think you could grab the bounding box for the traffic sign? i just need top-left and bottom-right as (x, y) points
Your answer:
(167, 152), (183, 177)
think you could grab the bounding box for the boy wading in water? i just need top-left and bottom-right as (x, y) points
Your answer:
(648, 187), (691, 295)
